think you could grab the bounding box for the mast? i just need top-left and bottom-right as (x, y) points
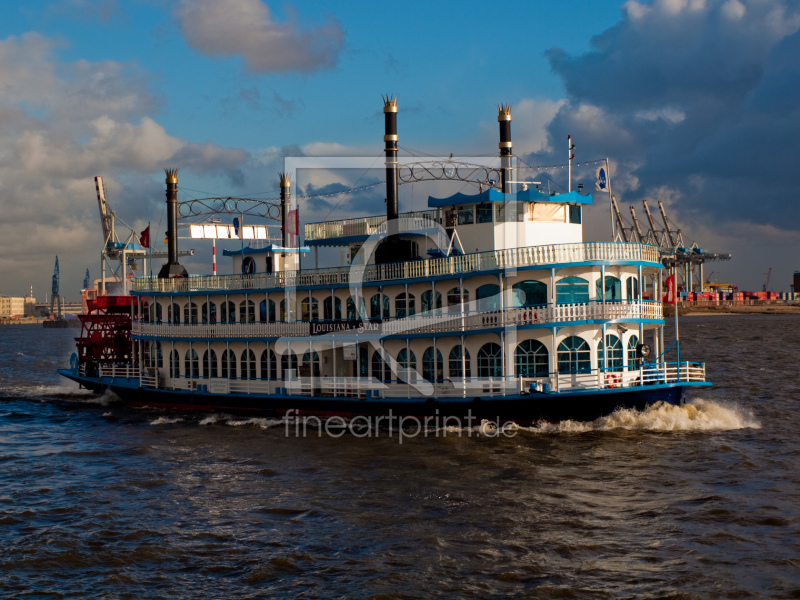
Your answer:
(383, 95), (399, 235)
(280, 173), (292, 248)
(567, 135), (575, 193)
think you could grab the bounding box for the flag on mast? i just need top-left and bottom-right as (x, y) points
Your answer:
(140, 226), (150, 249)
(664, 274), (676, 305)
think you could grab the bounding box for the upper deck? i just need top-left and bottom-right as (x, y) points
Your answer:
(131, 240), (661, 295)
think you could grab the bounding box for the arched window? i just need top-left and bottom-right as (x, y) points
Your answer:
(142, 301), (150, 323)
(395, 293), (415, 319)
(347, 296), (365, 320)
(556, 277), (589, 304)
(447, 288), (469, 313)
(280, 298), (296, 322)
(301, 297), (319, 321)
(154, 342), (163, 367)
(476, 284), (501, 311)
(303, 350), (321, 377)
(626, 277), (639, 300)
(448, 346), (471, 379)
(596, 276), (622, 301)
(515, 339), (549, 377)
(169, 303), (181, 324)
(370, 294), (389, 319)
(420, 290), (442, 314)
(558, 336), (591, 373)
(371, 350), (391, 382)
(281, 352), (298, 379)
(324, 296), (342, 321)
(170, 349), (180, 377)
(422, 347), (444, 382)
(259, 299), (276, 323)
(220, 300), (235, 323)
(239, 300), (256, 323)
(185, 349), (199, 377)
(186, 302), (198, 324)
(221, 349), (236, 378)
(260, 349), (277, 379)
(397, 348), (416, 382)
(201, 302), (209, 324)
(203, 349), (217, 378)
(202, 302), (216, 324)
(240, 349), (256, 379)
(512, 281), (547, 307)
(627, 335), (642, 370)
(598, 334), (623, 372)
(477, 343), (502, 378)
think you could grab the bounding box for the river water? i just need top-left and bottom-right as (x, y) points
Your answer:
(0, 316), (798, 599)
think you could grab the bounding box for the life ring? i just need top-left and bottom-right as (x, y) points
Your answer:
(605, 373), (621, 388)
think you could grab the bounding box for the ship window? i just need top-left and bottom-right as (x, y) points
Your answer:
(397, 348), (417, 382)
(515, 339), (549, 377)
(259, 299), (276, 323)
(143, 342), (151, 365)
(447, 288), (469, 313)
(261, 349), (277, 379)
(239, 300), (256, 323)
(152, 303), (162, 323)
(370, 294), (389, 319)
(281, 352), (298, 379)
(556, 277), (589, 304)
(371, 350), (391, 382)
(596, 276), (622, 301)
(302, 350), (321, 377)
(627, 336), (641, 371)
(170, 349), (180, 378)
(359, 345), (368, 377)
(476, 203), (493, 223)
(301, 297), (319, 321)
(557, 336), (591, 374)
(420, 290), (442, 314)
(324, 296), (342, 320)
(280, 299), (296, 322)
(395, 293), (416, 319)
(448, 346), (471, 379)
(241, 349), (256, 380)
(202, 302), (216, 324)
(142, 302), (150, 323)
(169, 303), (181, 324)
(220, 349), (236, 378)
(457, 206), (474, 225)
(569, 205), (581, 224)
(203, 349), (218, 378)
(477, 343), (502, 378)
(186, 302), (198, 324)
(422, 347), (444, 382)
(220, 300), (235, 323)
(626, 277), (639, 300)
(476, 284), (501, 312)
(155, 342), (163, 367)
(598, 334), (623, 372)
(496, 202), (525, 222)
(512, 281), (547, 307)
(185, 349), (199, 378)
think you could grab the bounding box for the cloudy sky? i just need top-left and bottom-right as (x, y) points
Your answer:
(0, 0), (798, 300)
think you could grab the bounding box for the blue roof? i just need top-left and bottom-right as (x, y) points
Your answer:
(427, 189), (592, 208)
(222, 244), (310, 256)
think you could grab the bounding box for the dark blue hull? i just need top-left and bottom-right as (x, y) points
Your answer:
(58, 370), (709, 423)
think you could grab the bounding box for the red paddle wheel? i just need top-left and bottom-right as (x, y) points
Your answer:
(75, 296), (135, 366)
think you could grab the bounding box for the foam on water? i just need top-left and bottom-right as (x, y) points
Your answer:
(224, 417), (286, 429)
(522, 398), (760, 434)
(149, 416), (185, 425)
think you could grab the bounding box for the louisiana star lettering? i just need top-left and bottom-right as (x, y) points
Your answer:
(310, 320), (382, 336)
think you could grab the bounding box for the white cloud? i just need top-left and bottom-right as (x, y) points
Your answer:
(175, 0), (344, 73)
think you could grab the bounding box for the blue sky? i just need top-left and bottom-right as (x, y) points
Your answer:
(0, 0), (798, 299)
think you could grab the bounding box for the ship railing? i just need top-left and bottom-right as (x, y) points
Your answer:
(133, 300), (663, 339)
(130, 242), (660, 294)
(97, 363), (140, 379)
(552, 361), (707, 392)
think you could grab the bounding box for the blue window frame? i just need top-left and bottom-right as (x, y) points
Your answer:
(556, 277), (589, 304)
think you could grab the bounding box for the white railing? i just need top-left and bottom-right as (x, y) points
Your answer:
(130, 242), (660, 294)
(98, 364), (140, 379)
(304, 210), (439, 241)
(133, 300), (662, 339)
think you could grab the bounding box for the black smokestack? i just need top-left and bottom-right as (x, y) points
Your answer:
(280, 172), (291, 247)
(158, 168), (188, 279)
(498, 104), (512, 193)
(383, 95), (398, 235)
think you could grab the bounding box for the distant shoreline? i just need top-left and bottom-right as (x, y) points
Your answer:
(677, 304), (800, 316)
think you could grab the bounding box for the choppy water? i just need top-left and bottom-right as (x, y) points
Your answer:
(0, 316), (798, 599)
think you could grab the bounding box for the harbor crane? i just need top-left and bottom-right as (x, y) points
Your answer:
(763, 268), (772, 292)
(95, 176), (193, 294)
(612, 198), (731, 293)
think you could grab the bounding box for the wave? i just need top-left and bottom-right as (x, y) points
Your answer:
(522, 398), (760, 434)
(149, 416), (185, 425)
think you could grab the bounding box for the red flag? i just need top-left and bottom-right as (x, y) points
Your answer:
(140, 226), (150, 249)
(664, 274), (676, 305)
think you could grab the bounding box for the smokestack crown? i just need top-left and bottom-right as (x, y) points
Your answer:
(279, 172), (291, 188)
(165, 168), (178, 184)
(497, 104), (512, 122)
(382, 94), (398, 113)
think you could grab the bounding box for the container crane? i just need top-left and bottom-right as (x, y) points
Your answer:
(763, 268), (772, 292)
